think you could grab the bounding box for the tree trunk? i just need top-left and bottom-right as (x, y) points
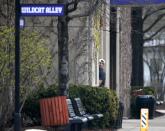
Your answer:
(131, 7), (144, 86)
(119, 7), (132, 118)
(58, 0), (69, 96)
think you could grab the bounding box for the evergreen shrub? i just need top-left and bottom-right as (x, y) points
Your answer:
(23, 84), (119, 128)
(69, 85), (119, 128)
(22, 84), (58, 125)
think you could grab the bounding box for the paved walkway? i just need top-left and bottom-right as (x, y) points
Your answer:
(118, 110), (165, 131)
(24, 110), (165, 131)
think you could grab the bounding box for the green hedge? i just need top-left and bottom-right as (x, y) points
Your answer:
(23, 84), (119, 128)
(69, 85), (119, 128)
(22, 84), (58, 124)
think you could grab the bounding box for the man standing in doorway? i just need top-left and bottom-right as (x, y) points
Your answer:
(99, 59), (106, 87)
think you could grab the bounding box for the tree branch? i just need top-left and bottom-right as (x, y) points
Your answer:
(143, 7), (165, 22)
(68, 0), (100, 20)
(0, 7), (7, 19)
(143, 13), (165, 33)
(144, 25), (165, 42)
(68, 11), (91, 20)
(161, 65), (165, 81)
(59, 0), (103, 21)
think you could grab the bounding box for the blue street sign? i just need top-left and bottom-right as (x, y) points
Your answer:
(21, 4), (64, 16)
(110, 0), (165, 5)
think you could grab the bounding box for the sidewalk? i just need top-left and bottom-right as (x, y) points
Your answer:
(24, 110), (165, 131)
(118, 109), (165, 131)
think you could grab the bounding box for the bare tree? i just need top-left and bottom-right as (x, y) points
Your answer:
(131, 5), (165, 87)
(144, 37), (165, 100)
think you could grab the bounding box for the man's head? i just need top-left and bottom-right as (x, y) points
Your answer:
(99, 58), (105, 67)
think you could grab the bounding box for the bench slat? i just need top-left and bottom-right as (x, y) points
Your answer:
(73, 98), (104, 120)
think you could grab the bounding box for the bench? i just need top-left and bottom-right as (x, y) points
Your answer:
(66, 99), (88, 131)
(72, 98), (103, 119)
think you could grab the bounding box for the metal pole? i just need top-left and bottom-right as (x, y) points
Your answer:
(14, 0), (21, 130)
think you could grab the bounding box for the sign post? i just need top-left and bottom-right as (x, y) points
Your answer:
(14, 0), (21, 131)
(14, 3), (64, 131)
(140, 108), (149, 131)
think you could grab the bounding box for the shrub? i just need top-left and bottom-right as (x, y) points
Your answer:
(22, 84), (58, 125)
(131, 86), (156, 96)
(23, 84), (119, 128)
(143, 87), (156, 96)
(0, 26), (51, 127)
(69, 85), (119, 128)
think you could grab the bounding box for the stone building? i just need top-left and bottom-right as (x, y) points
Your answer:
(0, 0), (132, 118)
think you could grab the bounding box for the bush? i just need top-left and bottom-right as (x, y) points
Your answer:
(22, 84), (58, 125)
(131, 86), (156, 96)
(143, 87), (156, 96)
(0, 26), (51, 128)
(69, 85), (119, 128)
(23, 84), (119, 128)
